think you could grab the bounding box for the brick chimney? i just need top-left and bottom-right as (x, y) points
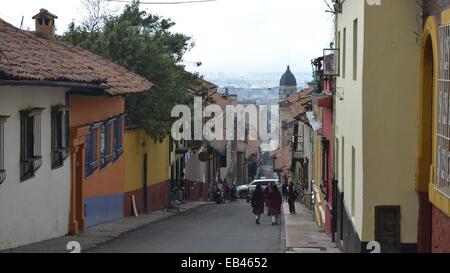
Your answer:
(32, 9), (58, 40)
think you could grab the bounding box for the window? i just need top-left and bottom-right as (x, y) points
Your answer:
(86, 123), (100, 178)
(51, 105), (70, 169)
(337, 30), (341, 78)
(436, 24), (450, 198)
(353, 19), (358, 81)
(100, 119), (114, 169)
(0, 115), (8, 185)
(351, 146), (356, 216)
(343, 28), (347, 79)
(20, 107), (45, 182)
(113, 114), (125, 161)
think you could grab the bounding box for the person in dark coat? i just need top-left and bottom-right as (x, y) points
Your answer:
(264, 182), (273, 216)
(287, 182), (298, 214)
(268, 184), (282, 225)
(251, 184), (265, 225)
(282, 181), (289, 203)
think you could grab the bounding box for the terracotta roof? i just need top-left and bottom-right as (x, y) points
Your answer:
(189, 78), (217, 95)
(275, 147), (292, 170)
(289, 87), (313, 119)
(237, 141), (247, 153)
(209, 91), (234, 109)
(0, 19), (152, 95)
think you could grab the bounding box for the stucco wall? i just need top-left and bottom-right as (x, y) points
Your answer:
(362, 0), (420, 244)
(0, 86), (71, 250)
(124, 129), (170, 191)
(70, 95), (125, 227)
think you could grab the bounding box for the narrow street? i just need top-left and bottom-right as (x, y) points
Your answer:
(89, 201), (283, 253)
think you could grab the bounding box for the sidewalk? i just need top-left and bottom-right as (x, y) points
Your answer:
(2, 202), (210, 253)
(283, 202), (341, 253)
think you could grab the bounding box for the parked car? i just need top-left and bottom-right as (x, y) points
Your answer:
(236, 179), (279, 200)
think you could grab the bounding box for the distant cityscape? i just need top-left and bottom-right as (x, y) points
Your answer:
(203, 71), (312, 104)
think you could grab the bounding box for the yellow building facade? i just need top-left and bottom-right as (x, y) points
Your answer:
(124, 128), (170, 216)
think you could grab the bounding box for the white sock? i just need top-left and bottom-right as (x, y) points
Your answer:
(272, 216), (275, 222)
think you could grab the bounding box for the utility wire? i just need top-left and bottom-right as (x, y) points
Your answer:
(106, 0), (217, 4)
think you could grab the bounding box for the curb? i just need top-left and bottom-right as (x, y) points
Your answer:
(2, 202), (211, 253)
(83, 202), (211, 252)
(280, 203), (287, 253)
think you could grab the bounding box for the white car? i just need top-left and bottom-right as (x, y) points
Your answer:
(236, 178), (280, 200)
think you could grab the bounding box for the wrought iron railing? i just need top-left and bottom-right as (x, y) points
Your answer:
(20, 156), (42, 181)
(0, 169), (6, 185)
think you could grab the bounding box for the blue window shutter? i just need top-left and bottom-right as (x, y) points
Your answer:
(85, 130), (92, 178)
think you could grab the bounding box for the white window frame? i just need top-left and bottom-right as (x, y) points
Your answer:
(436, 24), (450, 198)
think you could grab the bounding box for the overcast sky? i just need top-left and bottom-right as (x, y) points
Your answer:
(1, 0), (333, 75)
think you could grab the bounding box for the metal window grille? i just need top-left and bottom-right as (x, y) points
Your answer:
(436, 24), (450, 198)
(0, 122), (4, 170)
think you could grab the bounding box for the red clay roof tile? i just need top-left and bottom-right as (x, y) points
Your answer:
(0, 19), (152, 95)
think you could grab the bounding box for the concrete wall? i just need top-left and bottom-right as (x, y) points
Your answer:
(362, 0), (420, 244)
(0, 86), (71, 250)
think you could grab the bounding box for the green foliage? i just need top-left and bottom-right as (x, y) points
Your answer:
(62, 0), (199, 142)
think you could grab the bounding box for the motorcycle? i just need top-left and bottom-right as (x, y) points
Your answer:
(214, 189), (224, 204)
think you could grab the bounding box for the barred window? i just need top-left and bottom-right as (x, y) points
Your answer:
(20, 107), (45, 182)
(100, 119), (114, 169)
(51, 105), (70, 169)
(86, 123), (101, 178)
(436, 24), (450, 198)
(113, 114), (125, 161)
(0, 116), (8, 185)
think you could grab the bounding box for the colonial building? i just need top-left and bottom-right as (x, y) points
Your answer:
(333, 0), (420, 252)
(0, 9), (151, 249)
(416, 0), (450, 252)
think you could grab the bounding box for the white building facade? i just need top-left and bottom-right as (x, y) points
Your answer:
(0, 86), (71, 250)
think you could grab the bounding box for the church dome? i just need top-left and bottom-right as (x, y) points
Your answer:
(279, 66), (297, 87)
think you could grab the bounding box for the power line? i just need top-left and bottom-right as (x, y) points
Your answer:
(106, 0), (217, 4)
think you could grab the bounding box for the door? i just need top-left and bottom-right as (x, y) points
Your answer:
(69, 144), (85, 235)
(375, 206), (401, 253)
(143, 154), (148, 213)
(75, 147), (84, 231)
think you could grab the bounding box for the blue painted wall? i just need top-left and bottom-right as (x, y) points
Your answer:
(85, 194), (125, 227)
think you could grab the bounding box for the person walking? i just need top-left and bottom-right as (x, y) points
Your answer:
(268, 184), (282, 225)
(282, 181), (289, 203)
(251, 184), (265, 225)
(264, 182), (272, 216)
(287, 182), (298, 214)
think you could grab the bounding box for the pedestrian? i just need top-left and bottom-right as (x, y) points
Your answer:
(264, 182), (272, 216)
(224, 182), (230, 202)
(268, 184), (282, 225)
(282, 181), (289, 203)
(288, 182), (298, 214)
(251, 184), (265, 225)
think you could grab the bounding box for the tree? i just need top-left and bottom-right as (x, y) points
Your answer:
(63, 0), (200, 141)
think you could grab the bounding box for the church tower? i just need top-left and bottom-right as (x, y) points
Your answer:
(279, 66), (297, 100)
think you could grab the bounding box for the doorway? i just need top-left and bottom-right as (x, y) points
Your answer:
(417, 32), (435, 253)
(143, 153), (148, 213)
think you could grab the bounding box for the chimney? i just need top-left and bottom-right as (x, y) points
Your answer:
(32, 9), (58, 40)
